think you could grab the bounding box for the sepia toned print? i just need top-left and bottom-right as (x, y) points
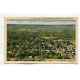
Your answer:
(6, 17), (77, 64)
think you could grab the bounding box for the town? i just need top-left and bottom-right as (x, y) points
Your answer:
(7, 29), (75, 61)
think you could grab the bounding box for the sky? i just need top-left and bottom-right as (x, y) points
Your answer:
(7, 18), (76, 25)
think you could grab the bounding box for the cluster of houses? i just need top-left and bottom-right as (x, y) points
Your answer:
(7, 36), (75, 60)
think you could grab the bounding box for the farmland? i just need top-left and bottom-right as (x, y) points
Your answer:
(7, 24), (76, 61)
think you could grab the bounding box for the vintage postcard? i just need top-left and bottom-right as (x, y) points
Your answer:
(5, 17), (77, 64)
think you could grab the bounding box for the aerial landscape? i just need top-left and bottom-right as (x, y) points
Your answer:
(7, 18), (76, 63)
